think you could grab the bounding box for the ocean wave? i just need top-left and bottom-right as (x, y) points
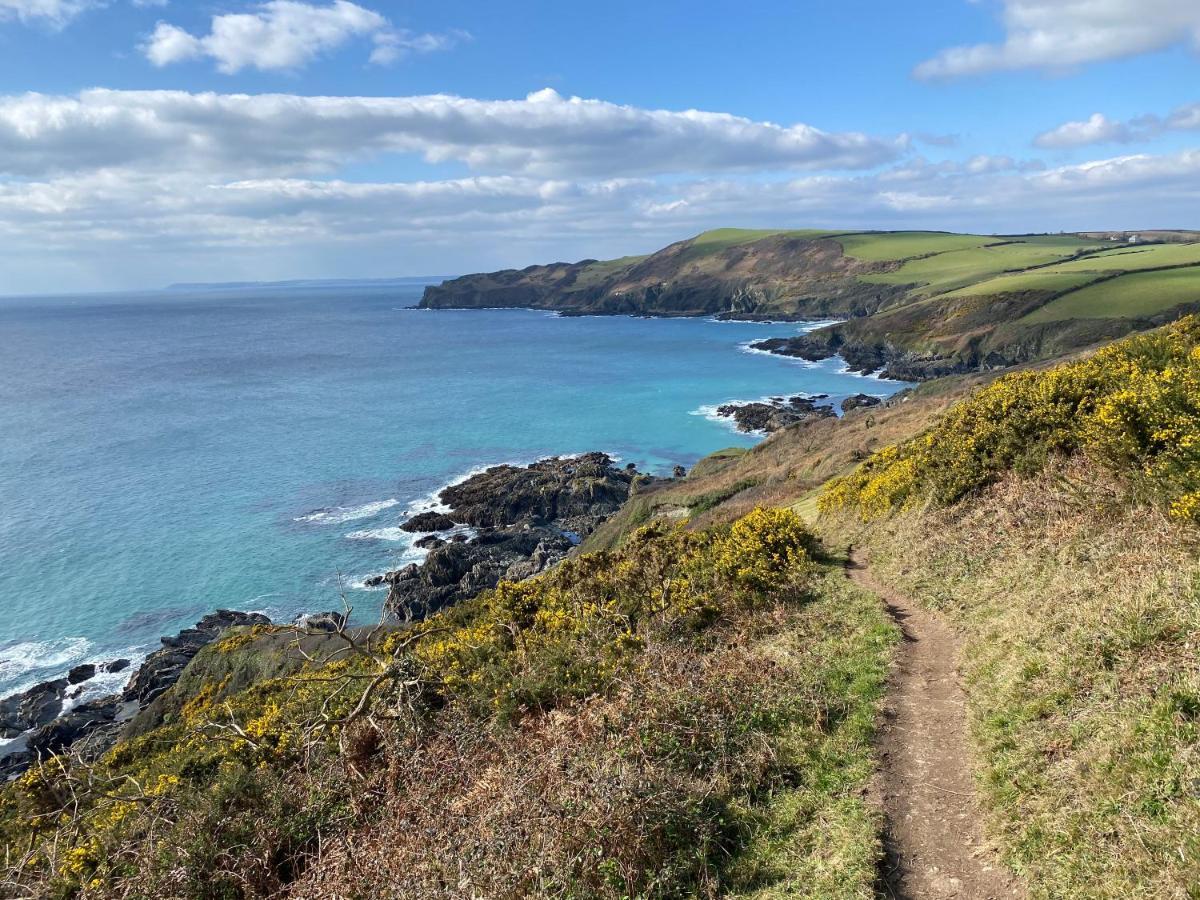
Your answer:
(737, 340), (823, 367)
(344, 526), (412, 542)
(293, 498), (400, 525)
(0, 636), (92, 688)
(690, 404), (753, 435)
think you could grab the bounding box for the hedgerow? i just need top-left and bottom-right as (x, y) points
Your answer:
(820, 316), (1200, 520)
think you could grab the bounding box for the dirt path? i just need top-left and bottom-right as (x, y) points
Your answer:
(847, 550), (1022, 900)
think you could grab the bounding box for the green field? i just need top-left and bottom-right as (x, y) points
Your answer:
(944, 270), (1100, 298)
(861, 240), (1103, 295)
(1039, 241), (1200, 273)
(836, 231), (994, 261)
(1021, 267), (1200, 323)
(681, 227), (844, 262)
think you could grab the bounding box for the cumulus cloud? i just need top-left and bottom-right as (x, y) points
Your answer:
(0, 0), (94, 26)
(1035, 112), (1133, 148)
(1, 86), (1197, 294)
(142, 1), (458, 73)
(0, 88), (902, 179)
(916, 0), (1200, 80)
(5, 144), (1200, 294)
(1035, 102), (1200, 148)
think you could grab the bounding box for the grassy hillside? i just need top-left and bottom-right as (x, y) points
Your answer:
(1, 509), (895, 899)
(591, 320), (1200, 896)
(8, 316), (1200, 896)
(422, 227), (1200, 379)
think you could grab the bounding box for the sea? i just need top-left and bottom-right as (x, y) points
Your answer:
(0, 279), (908, 706)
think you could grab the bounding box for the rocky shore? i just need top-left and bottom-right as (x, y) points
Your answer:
(0, 609), (275, 778)
(714, 395), (837, 434)
(379, 453), (645, 620)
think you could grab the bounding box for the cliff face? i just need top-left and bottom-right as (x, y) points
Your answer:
(419, 233), (911, 319)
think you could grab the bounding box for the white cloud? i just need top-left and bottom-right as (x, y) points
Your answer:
(0, 88), (902, 179)
(1035, 112), (1132, 148)
(915, 0), (1200, 80)
(0, 0), (94, 26)
(1035, 101), (1200, 148)
(142, 1), (457, 73)
(1, 87), (1197, 294)
(5, 144), (1200, 294)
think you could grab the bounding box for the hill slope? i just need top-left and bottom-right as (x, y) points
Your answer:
(423, 228), (1200, 380)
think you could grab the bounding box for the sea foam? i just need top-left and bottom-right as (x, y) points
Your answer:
(293, 498), (400, 525)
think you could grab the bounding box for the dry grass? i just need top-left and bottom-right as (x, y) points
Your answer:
(584, 377), (984, 556)
(825, 460), (1200, 897)
(286, 568), (895, 900)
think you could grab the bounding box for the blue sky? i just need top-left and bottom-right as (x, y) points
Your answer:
(1, 0), (1199, 293)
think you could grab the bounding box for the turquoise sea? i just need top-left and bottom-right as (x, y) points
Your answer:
(0, 281), (907, 701)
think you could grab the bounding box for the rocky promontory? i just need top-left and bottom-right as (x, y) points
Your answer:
(384, 453), (642, 619)
(0, 609), (272, 778)
(714, 395), (836, 434)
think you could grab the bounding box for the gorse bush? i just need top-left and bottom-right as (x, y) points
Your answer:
(2, 508), (821, 899)
(821, 316), (1200, 520)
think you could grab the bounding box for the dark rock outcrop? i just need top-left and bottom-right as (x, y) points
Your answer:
(715, 396), (836, 434)
(0, 678), (67, 738)
(842, 393), (883, 413)
(400, 511), (456, 533)
(384, 454), (639, 620)
(24, 696), (124, 761)
(386, 526), (573, 620)
(439, 453), (636, 528)
(414, 534), (445, 550)
(295, 611), (348, 633)
(67, 663), (96, 685)
(123, 610), (271, 706)
(1, 610), (274, 778)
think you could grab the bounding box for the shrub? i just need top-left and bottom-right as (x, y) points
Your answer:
(821, 316), (1200, 520)
(1, 508), (819, 898)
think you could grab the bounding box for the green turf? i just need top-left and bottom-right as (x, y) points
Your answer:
(678, 228), (843, 263)
(860, 241), (1104, 295)
(1037, 242), (1200, 273)
(570, 255), (650, 289)
(835, 231), (994, 262)
(943, 270), (1100, 298)
(1020, 267), (1200, 323)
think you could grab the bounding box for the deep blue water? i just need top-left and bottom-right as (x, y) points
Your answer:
(0, 283), (906, 701)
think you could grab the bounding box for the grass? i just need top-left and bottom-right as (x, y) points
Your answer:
(1044, 241), (1200, 273)
(678, 228), (844, 265)
(721, 566), (896, 899)
(825, 463), (1200, 897)
(860, 241), (1102, 295)
(835, 231), (994, 261)
(1021, 266), (1200, 322)
(943, 270), (1099, 298)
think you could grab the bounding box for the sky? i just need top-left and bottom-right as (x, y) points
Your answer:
(1, 0), (1200, 294)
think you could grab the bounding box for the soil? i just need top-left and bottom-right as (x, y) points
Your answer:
(848, 550), (1024, 900)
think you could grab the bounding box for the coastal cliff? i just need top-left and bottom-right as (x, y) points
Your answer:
(421, 227), (1200, 380)
(420, 229), (911, 319)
